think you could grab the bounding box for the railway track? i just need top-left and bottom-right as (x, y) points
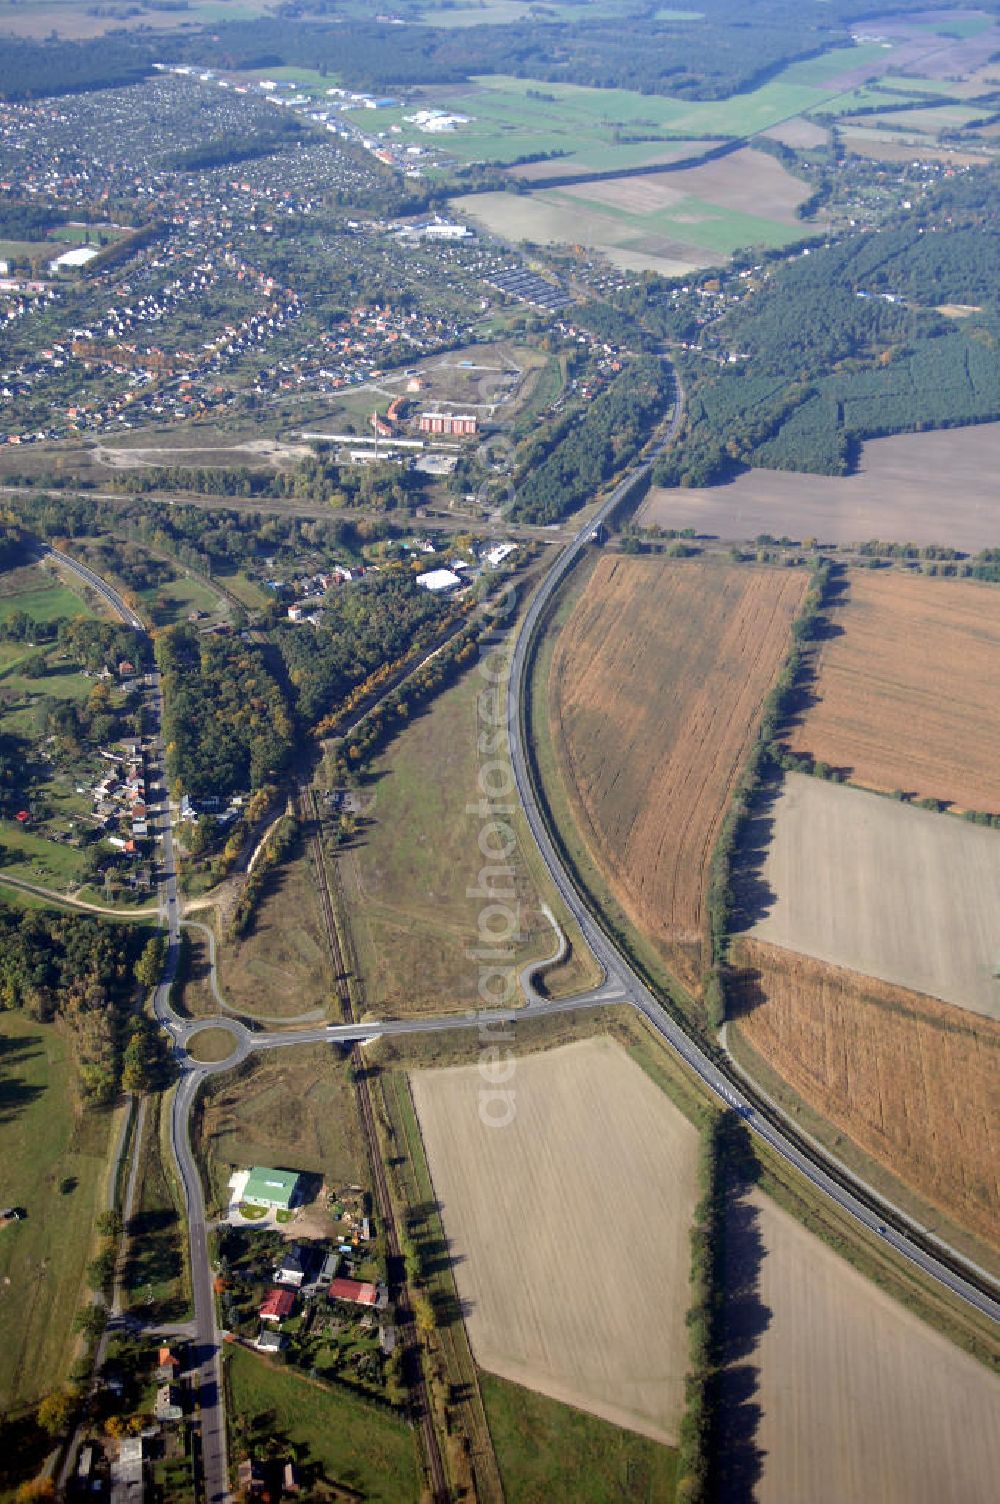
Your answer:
(299, 787), (451, 1503)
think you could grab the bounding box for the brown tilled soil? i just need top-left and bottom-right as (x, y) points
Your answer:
(785, 569), (1000, 813)
(550, 557), (806, 991)
(731, 937), (1000, 1247)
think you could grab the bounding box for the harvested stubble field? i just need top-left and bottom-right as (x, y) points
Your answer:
(785, 570), (1000, 812)
(410, 1037), (699, 1444)
(560, 146), (815, 225)
(731, 937), (1000, 1248)
(748, 773), (1000, 1018)
(550, 556), (806, 992)
(638, 422), (1000, 553)
(747, 1190), (1000, 1504)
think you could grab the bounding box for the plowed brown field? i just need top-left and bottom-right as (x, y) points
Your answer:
(731, 937), (1000, 1246)
(550, 558), (806, 989)
(786, 571), (1000, 812)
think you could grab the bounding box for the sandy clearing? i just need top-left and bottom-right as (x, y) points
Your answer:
(747, 773), (1000, 1018)
(786, 570), (1000, 812)
(410, 1037), (699, 1443)
(749, 1190), (1000, 1504)
(562, 147), (815, 223)
(638, 422), (1000, 552)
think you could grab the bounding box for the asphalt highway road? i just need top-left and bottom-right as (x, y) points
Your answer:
(502, 392), (1000, 1326)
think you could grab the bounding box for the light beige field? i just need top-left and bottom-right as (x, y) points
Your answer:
(786, 571), (1000, 812)
(563, 146), (814, 223)
(639, 422), (1000, 552)
(840, 131), (992, 166)
(763, 116), (830, 148)
(409, 1037), (699, 1443)
(748, 773), (1000, 1018)
(749, 1190), (1000, 1504)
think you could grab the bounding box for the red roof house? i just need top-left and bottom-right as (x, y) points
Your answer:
(328, 1277), (378, 1307)
(259, 1287), (296, 1322)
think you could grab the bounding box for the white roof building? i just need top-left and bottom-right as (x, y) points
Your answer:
(50, 245), (101, 272)
(417, 568), (462, 593)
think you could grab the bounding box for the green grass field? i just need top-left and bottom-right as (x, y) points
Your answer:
(225, 1344), (420, 1502)
(338, 646), (598, 1018)
(141, 571), (223, 628)
(0, 569), (94, 627)
(0, 822), (89, 887)
(197, 1043), (369, 1212)
(480, 1372), (678, 1503)
(0, 1012), (113, 1409)
(122, 1093), (191, 1324)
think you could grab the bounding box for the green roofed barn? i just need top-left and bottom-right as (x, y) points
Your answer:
(243, 1167), (300, 1211)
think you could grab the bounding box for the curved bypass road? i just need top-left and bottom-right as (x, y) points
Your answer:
(502, 387), (1000, 1327)
(40, 385), (998, 1497)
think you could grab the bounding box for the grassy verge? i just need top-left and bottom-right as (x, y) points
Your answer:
(0, 1013), (113, 1409)
(122, 1092), (192, 1323)
(480, 1371), (678, 1504)
(225, 1343), (420, 1503)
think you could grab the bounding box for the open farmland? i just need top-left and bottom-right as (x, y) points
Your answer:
(410, 1036), (699, 1444)
(731, 937), (1000, 1250)
(549, 556), (806, 992)
(456, 148), (816, 273)
(785, 571), (1000, 812)
(745, 1189), (1000, 1504)
(639, 422), (1000, 552)
(746, 773), (1000, 1018)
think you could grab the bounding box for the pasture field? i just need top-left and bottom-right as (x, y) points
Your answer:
(409, 1036), (700, 1444)
(456, 147), (816, 271)
(0, 1012), (112, 1409)
(638, 421), (1000, 552)
(216, 839), (333, 1023)
(0, 0), (268, 39)
(480, 1373), (678, 1504)
(746, 1189), (1000, 1504)
(785, 571), (1000, 813)
(338, 648), (599, 1018)
(122, 1094), (190, 1323)
(225, 1344), (420, 1504)
(731, 937), (1000, 1253)
(746, 773), (1000, 1018)
(548, 556), (806, 993)
(196, 1044), (368, 1213)
(0, 559), (96, 624)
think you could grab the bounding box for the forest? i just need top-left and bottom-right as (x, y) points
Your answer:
(0, 902), (144, 1104)
(512, 356), (673, 522)
(155, 625), (294, 799)
(274, 569), (452, 728)
(655, 198), (1000, 487)
(1, 0), (981, 103)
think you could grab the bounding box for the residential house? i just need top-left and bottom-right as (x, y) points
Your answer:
(259, 1287), (296, 1323)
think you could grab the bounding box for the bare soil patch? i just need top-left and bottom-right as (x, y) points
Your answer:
(731, 937), (1000, 1246)
(410, 1037), (699, 1444)
(550, 557), (806, 991)
(639, 423), (1000, 553)
(747, 1189), (1000, 1504)
(747, 773), (1000, 1018)
(565, 147), (814, 223)
(786, 570), (1000, 812)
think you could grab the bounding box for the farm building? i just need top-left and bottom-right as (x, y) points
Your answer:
(418, 412), (477, 436)
(243, 1166), (300, 1210)
(417, 568), (463, 593)
(259, 1288), (296, 1323)
(328, 1276), (382, 1307)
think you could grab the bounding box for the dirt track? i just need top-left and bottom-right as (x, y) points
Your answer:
(748, 1191), (1000, 1504)
(410, 1037), (698, 1444)
(748, 773), (1000, 1019)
